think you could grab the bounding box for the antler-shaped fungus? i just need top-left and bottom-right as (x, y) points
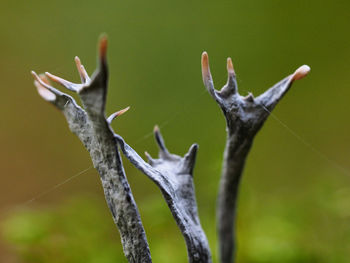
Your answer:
(32, 37), (152, 263)
(116, 126), (212, 263)
(32, 36), (309, 263)
(201, 52), (310, 263)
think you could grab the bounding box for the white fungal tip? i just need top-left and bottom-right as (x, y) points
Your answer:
(227, 57), (235, 75)
(32, 73), (56, 101)
(201, 51), (211, 81)
(292, 65), (310, 81)
(35, 82), (56, 101)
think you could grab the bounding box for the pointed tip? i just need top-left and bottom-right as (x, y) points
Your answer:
(227, 57), (235, 76)
(219, 56), (238, 95)
(33, 73), (56, 101)
(115, 106), (130, 117)
(31, 71), (44, 83)
(44, 72), (60, 85)
(144, 151), (154, 164)
(74, 56), (90, 83)
(31, 71), (40, 81)
(32, 71), (50, 86)
(292, 65), (310, 81)
(31, 70), (43, 83)
(189, 143), (199, 153)
(153, 125), (169, 154)
(244, 92), (254, 102)
(44, 71), (54, 80)
(74, 56), (82, 67)
(182, 143), (198, 175)
(201, 51), (211, 82)
(107, 106), (131, 123)
(99, 34), (108, 62)
(44, 72), (79, 92)
(154, 125), (160, 133)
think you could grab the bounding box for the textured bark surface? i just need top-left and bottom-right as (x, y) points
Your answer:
(201, 52), (310, 263)
(116, 127), (212, 263)
(32, 37), (152, 263)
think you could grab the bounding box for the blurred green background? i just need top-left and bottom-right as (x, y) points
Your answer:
(1, 0), (350, 262)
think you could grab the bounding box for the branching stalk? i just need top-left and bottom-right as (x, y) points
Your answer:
(116, 126), (212, 263)
(32, 36), (309, 263)
(32, 37), (152, 263)
(201, 52), (310, 263)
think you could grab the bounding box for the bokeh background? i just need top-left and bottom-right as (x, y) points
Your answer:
(1, 0), (350, 262)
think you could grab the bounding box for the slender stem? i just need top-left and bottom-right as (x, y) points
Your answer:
(32, 37), (152, 263)
(217, 132), (252, 263)
(201, 51), (310, 263)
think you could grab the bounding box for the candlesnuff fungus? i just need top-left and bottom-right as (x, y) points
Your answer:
(201, 51), (310, 263)
(32, 35), (310, 263)
(32, 36), (152, 263)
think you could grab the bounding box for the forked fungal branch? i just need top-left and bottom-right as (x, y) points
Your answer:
(32, 36), (211, 263)
(32, 36), (152, 263)
(201, 51), (310, 263)
(32, 36), (310, 263)
(115, 126), (212, 263)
